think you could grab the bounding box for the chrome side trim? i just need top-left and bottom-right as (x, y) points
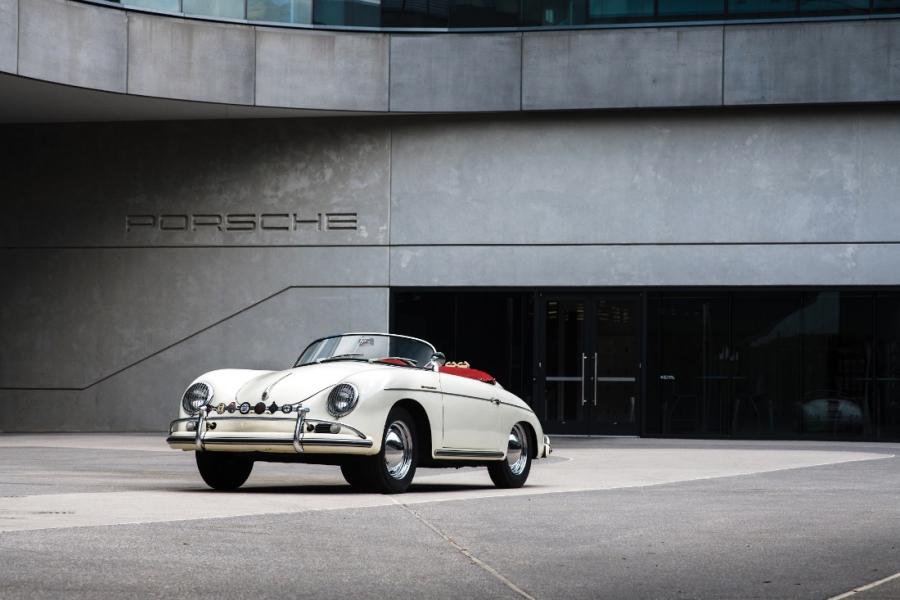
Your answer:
(434, 449), (504, 459)
(383, 387), (536, 414)
(198, 437), (373, 448)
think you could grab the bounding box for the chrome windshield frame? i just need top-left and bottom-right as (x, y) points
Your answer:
(293, 332), (436, 369)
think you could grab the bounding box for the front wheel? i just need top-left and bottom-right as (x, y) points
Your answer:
(362, 406), (418, 494)
(195, 452), (253, 490)
(487, 423), (532, 488)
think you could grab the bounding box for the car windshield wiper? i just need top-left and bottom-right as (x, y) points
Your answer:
(316, 353), (367, 363)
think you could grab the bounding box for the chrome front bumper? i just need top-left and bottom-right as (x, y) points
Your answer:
(167, 409), (373, 454)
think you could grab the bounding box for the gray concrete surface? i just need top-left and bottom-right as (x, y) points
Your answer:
(256, 28), (389, 112)
(0, 0), (16, 74)
(389, 34), (522, 112)
(522, 27), (723, 110)
(18, 0), (127, 93)
(724, 20), (900, 105)
(4, 3), (900, 114)
(127, 14), (255, 104)
(0, 436), (898, 599)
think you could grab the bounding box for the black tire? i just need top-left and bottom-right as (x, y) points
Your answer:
(487, 423), (532, 488)
(340, 461), (373, 490)
(362, 406), (418, 494)
(195, 452), (253, 491)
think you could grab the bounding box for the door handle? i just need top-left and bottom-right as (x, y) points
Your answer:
(581, 353), (588, 406)
(593, 352), (598, 406)
(492, 398), (501, 406)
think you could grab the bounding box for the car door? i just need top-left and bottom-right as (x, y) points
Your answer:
(439, 372), (501, 451)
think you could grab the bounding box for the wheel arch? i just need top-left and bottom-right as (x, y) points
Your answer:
(392, 398), (434, 466)
(518, 420), (539, 459)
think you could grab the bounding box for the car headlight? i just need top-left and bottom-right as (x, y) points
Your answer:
(327, 383), (359, 418)
(182, 382), (213, 414)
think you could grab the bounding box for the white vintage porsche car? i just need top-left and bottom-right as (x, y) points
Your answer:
(167, 333), (551, 493)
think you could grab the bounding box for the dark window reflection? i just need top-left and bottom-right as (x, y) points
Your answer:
(658, 297), (730, 435)
(731, 295), (802, 435)
(876, 295), (900, 438)
(381, 0), (449, 27)
(314, 0), (381, 26)
(800, 293), (872, 437)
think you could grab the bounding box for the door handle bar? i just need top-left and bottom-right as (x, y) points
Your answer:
(593, 352), (598, 406)
(581, 353), (587, 406)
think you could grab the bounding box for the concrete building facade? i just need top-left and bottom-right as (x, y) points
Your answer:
(2, 0), (900, 439)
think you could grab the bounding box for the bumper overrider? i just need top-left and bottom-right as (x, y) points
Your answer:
(167, 407), (375, 455)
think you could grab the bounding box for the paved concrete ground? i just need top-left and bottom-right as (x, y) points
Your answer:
(0, 435), (898, 599)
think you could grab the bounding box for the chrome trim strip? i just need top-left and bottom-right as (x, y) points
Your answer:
(304, 419), (367, 440)
(383, 387), (535, 413)
(434, 449), (504, 459)
(199, 437), (373, 448)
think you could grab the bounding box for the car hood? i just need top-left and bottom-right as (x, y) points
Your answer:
(234, 361), (384, 405)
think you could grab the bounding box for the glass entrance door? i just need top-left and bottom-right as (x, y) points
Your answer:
(537, 294), (642, 435)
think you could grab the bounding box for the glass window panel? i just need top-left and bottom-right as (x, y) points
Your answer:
(874, 0), (900, 10)
(801, 293), (873, 437)
(381, 0), (450, 26)
(731, 295), (802, 435)
(589, 0), (653, 20)
(183, 0), (245, 18)
(658, 296), (730, 435)
(728, 0), (795, 15)
(448, 0), (524, 27)
(799, 0), (868, 11)
(314, 0), (381, 26)
(248, 0), (313, 22)
(876, 295), (900, 439)
(657, 0), (724, 15)
(125, 0), (181, 11)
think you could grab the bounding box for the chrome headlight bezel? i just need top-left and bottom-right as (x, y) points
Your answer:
(182, 381), (214, 414)
(327, 383), (359, 418)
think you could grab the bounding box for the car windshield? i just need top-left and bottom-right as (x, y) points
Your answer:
(294, 334), (436, 368)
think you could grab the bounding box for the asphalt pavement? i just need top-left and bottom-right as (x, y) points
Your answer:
(0, 435), (898, 599)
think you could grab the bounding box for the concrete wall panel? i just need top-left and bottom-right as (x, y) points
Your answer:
(0, 247), (388, 389)
(390, 110), (900, 245)
(0, 119), (390, 247)
(256, 28), (388, 111)
(18, 0), (126, 92)
(390, 244), (900, 287)
(389, 34), (521, 112)
(523, 27), (722, 110)
(127, 14), (254, 104)
(724, 21), (900, 105)
(0, 287), (389, 431)
(0, 0), (16, 74)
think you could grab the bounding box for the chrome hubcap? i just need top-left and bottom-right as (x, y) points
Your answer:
(506, 423), (529, 475)
(384, 420), (413, 480)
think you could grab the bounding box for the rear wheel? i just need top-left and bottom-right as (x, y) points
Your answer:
(195, 452), (253, 490)
(362, 406), (417, 494)
(487, 423), (532, 488)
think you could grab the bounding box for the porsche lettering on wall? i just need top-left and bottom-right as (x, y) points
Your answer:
(125, 212), (358, 232)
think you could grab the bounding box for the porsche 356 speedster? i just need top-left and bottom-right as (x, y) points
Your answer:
(167, 333), (551, 493)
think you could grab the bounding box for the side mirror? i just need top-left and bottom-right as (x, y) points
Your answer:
(429, 352), (447, 370)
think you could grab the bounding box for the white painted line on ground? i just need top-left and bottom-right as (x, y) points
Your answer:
(827, 571), (900, 600)
(828, 573), (900, 600)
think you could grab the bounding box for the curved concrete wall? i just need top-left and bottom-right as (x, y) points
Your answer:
(4, 0), (900, 113)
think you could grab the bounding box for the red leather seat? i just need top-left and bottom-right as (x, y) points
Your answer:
(439, 365), (496, 384)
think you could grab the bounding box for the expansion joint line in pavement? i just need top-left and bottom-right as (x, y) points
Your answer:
(392, 500), (537, 600)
